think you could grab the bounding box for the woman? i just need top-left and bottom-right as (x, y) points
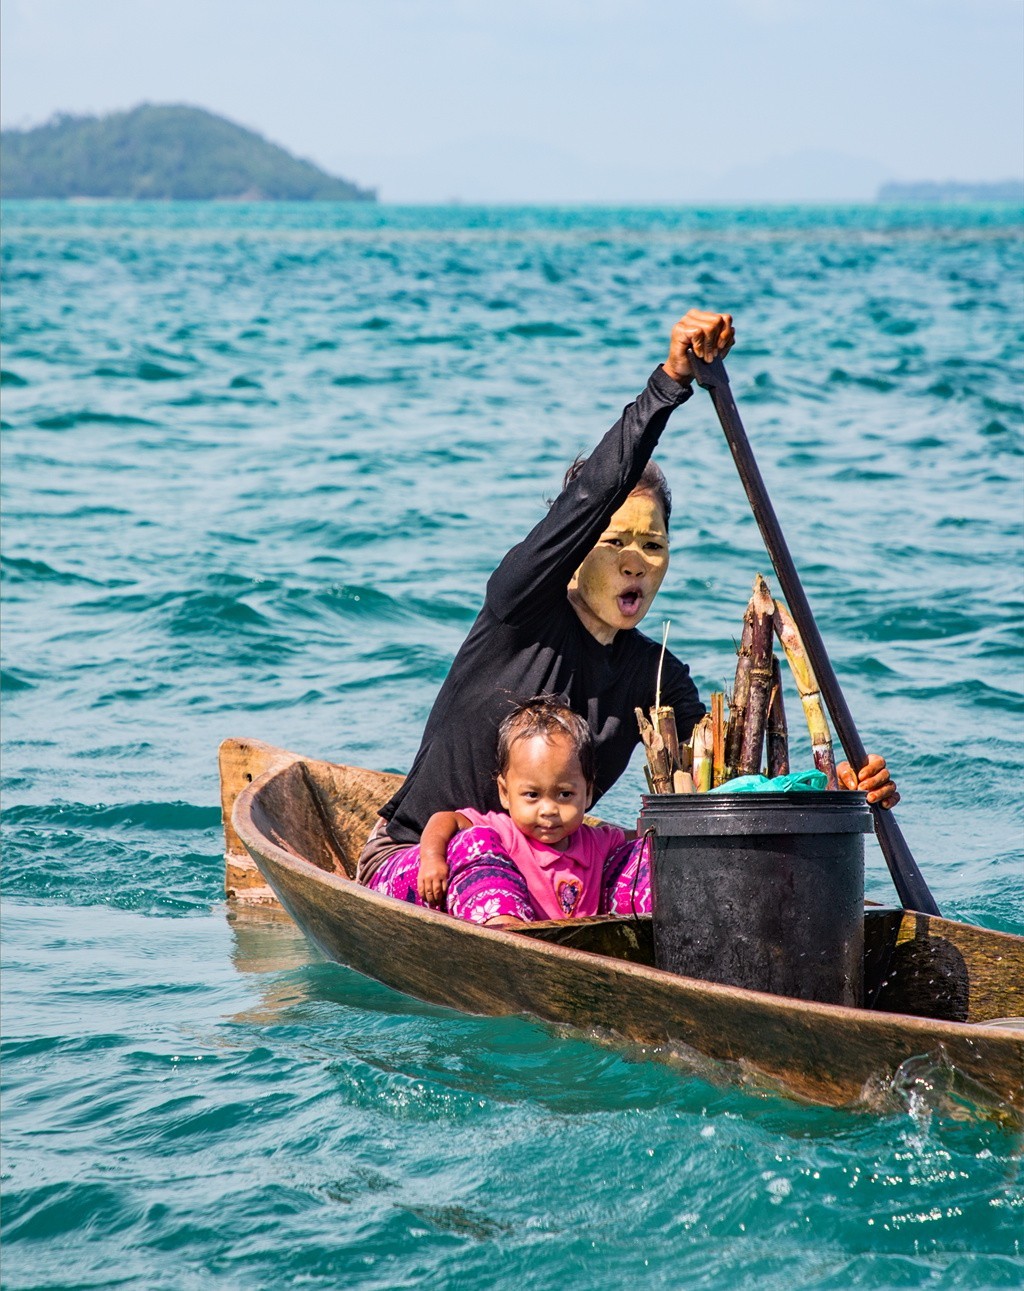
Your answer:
(357, 309), (897, 913)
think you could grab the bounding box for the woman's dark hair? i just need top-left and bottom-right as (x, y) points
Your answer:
(496, 694), (596, 787)
(561, 454), (672, 526)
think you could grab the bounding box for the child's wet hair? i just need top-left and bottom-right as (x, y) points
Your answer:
(496, 695), (596, 786)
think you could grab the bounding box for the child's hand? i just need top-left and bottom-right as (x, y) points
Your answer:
(417, 852), (450, 908)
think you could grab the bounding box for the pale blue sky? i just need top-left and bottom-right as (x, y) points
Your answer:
(2, 0), (1021, 201)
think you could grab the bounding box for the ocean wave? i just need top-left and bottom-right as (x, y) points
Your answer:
(979, 419), (1024, 455)
(165, 591), (271, 636)
(68, 588), (179, 617)
(239, 686), (330, 712)
(826, 367), (897, 392)
(2, 800), (221, 831)
(49, 574), (288, 642)
(1, 1180), (137, 1244)
(0, 668), (37, 693)
(330, 372), (393, 386)
(63, 505), (134, 519)
(0, 555), (126, 588)
(307, 583), (412, 622)
(407, 333), (475, 347)
(92, 682), (176, 707)
(505, 322), (582, 339)
(1, 827), (222, 913)
(33, 410), (158, 430)
(899, 677), (1024, 712)
(852, 603), (995, 643)
(92, 360), (190, 381)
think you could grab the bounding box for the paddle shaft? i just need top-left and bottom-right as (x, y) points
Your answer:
(686, 352), (941, 916)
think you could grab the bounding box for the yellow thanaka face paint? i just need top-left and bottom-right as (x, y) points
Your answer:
(567, 492), (669, 645)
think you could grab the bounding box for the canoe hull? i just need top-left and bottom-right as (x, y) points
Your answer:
(226, 742), (1024, 1114)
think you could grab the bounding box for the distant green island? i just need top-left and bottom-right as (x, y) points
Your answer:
(877, 180), (1023, 203)
(0, 104), (375, 201)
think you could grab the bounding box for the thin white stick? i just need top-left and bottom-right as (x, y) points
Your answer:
(655, 620), (671, 712)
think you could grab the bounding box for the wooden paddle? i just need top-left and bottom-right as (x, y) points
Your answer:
(686, 350), (941, 916)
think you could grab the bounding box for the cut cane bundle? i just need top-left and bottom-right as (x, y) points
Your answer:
(723, 600), (755, 780)
(772, 601), (838, 788)
(711, 691), (726, 787)
(635, 706), (691, 793)
(653, 705), (681, 771)
(766, 654), (790, 777)
(635, 706), (676, 794)
(691, 715), (714, 792)
(636, 622), (691, 794)
(737, 574), (776, 776)
(636, 586), (836, 796)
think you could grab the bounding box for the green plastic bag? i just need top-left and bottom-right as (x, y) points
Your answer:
(707, 770), (829, 795)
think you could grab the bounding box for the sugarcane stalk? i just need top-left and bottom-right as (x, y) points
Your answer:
(711, 691), (726, 787)
(651, 705), (680, 772)
(723, 600), (755, 779)
(738, 574), (776, 776)
(766, 654), (790, 777)
(773, 601), (838, 788)
(678, 732), (693, 775)
(637, 623), (688, 794)
(691, 715), (713, 792)
(655, 621), (670, 709)
(673, 770), (696, 794)
(635, 706), (674, 794)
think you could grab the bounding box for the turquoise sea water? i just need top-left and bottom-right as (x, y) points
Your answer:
(2, 201), (1022, 1289)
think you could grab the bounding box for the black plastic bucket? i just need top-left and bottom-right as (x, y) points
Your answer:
(639, 792), (872, 1006)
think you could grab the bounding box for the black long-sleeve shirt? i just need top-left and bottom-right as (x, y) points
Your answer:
(379, 366), (706, 844)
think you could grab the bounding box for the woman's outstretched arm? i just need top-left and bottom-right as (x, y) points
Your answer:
(487, 310), (734, 628)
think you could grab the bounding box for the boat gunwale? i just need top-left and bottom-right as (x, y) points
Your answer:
(231, 757), (1024, 1045)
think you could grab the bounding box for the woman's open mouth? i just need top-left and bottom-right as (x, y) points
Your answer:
(617, 588), (643, 617)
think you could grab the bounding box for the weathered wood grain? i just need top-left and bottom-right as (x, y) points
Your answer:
(220, 738), (302, 903)
(220, 737), (403, 901)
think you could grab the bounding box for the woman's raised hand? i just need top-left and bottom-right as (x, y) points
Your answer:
(663, 310), (736, 383)
(837, 754), (900, 809)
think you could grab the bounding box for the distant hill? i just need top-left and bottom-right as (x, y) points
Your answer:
(0, 104), (375, 201)
(877, 179), (1023, 204)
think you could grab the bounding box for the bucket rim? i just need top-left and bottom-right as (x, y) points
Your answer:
(638, 790), (873, 836)
(639, 790), (870, 808)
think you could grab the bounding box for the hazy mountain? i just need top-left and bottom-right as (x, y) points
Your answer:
(700, 151), (890, 203)
(0, 104), (375, 201)
(341, 141), (893, 204)
(877, 180), (1024, 203)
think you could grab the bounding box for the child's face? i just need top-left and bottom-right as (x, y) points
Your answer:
(497, 732), (592, 850)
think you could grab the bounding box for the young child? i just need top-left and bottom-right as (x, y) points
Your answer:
(412, 695), (650, 926)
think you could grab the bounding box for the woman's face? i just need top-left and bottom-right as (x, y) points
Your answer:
(567, 492), (669, 644)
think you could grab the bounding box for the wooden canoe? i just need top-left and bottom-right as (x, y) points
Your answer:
(220, 738), (1024, 1115)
